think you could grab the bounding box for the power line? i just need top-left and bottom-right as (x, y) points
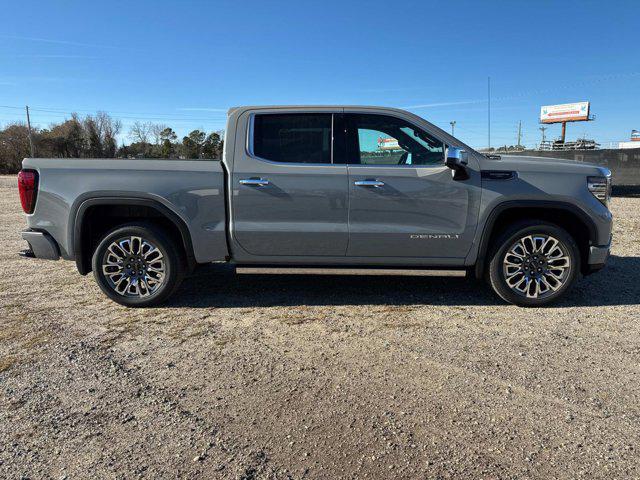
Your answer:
(0, 111), (227, 125)
(0, 104), (228, 122)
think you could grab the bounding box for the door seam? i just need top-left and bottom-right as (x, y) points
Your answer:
(345, 165), (352, 255)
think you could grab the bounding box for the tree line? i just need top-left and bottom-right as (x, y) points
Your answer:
(0, 111), (224, 174)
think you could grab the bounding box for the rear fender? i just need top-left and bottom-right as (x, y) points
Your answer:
(72, 197), (195, 275)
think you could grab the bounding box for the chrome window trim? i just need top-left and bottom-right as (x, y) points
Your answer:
(245, 112), (343, 168)
(347, 162), (447, 170)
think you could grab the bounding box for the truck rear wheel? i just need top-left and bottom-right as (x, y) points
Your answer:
(92, 223), (185, 307)
(487, 221), (580, 307)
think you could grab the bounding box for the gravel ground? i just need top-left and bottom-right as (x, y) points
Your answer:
(1, 175), (639, 479)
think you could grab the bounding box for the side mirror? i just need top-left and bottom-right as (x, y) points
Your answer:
(444, 146), (469, 181)
(445, 146), (468, 168)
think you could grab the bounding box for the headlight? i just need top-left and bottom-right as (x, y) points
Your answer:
(587, 175), (611, 207)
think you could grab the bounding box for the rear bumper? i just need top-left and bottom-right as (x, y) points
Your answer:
(586, 237), (611, 274)
(20, 230), (60, 260)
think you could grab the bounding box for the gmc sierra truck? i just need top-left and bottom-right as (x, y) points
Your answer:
(18, 105), (612, 307)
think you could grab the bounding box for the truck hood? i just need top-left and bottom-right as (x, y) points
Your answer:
(482, 154), (610, 176)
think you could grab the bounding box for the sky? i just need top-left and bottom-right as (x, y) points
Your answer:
(0, 0), (638, 149)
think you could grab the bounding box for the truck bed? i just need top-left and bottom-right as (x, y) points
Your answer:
(23, 158), (228, 263)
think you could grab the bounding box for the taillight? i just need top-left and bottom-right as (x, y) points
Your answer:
(18, 169), (38, 214)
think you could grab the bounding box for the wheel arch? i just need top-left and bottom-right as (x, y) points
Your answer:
(474, 200), (598, 279)
(72, 197), (195, 275)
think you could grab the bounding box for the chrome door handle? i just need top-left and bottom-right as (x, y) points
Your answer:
(239, 178), (270, 187)
(354, 180), (385, 188)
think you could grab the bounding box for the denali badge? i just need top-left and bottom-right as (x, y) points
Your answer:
(410, 234), (460, 239)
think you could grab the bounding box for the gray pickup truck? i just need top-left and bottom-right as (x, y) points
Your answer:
(18, 105), (612, 307)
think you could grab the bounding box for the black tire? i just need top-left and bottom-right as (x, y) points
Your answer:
(92, 223), (185, 307)
(487, 221), (580, 307)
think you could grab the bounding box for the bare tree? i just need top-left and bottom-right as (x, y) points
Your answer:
(83, 115), (103, 157)
(128, 121), (153, 144)
(96, 111), (121, 157)
(96, 111), (121, 139)
(150, 123), (168, 145)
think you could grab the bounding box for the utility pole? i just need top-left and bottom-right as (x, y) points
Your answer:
(517, 120), (522, 148)
(539, 126), (547, 145)
(25, 105), (35, 157)
(487, 77), (491, 149)
(449, 120), (456, 136)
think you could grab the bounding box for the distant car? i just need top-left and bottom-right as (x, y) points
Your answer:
(18, 105), (612, 307)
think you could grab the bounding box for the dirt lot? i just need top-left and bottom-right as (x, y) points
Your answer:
(1, 175), (639, 479)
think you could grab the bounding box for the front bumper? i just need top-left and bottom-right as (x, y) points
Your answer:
(20, 230), (60, 260)
(586, 237), (611, 274)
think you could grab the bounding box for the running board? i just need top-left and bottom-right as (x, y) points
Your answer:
(236, 267), (466, 277)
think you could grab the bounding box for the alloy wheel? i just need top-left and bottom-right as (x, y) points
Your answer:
(101, 236), (166, 297)
(502, 234), (571, 299)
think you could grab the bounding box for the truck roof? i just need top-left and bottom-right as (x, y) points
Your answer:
(228, 105), (415, 116)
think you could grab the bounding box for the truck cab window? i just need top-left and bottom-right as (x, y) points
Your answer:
(347, 114), (444, 166)
(253, 113), (332, 164)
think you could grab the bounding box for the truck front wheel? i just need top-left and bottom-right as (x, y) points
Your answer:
(92, 223), (185, 307)
(487, 221), (580, 307)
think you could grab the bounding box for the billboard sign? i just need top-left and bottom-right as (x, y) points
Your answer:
(378, 136), (401, 150)
(540, 102), (590, 124)
(632, 130), (640, 141)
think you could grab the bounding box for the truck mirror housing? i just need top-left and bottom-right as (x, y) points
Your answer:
(445, 147), (469, 180)
(445, 146), (468, 167)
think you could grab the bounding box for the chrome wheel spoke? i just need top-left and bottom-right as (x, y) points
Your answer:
(114, 276), (129, 294)
(526, 278), (540, 298)
(507, 274), (528, 291)
(539, 275), (559, 292)
(143, 244), (163, 260)
(505, 267), (521, 278)
(548, 255), (570, 266)
(102, 264), (122, 275)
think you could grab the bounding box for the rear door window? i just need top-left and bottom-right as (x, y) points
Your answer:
(253, 113), (332, 164)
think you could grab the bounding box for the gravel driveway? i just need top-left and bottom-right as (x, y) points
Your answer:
(1, 175), (639, 479)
